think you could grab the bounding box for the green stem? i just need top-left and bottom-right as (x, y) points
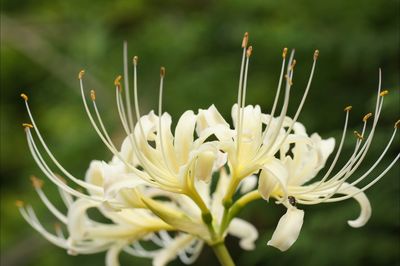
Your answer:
(219, 190), (261, 235)
(211, 242), (235, 266)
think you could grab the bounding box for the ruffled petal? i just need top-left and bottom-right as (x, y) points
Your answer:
(228, 218), (259, 250)
(267, 207), (304, 251)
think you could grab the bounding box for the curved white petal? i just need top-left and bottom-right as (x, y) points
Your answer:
(337, 183), (371, 228)
(239, 175), (258, 194)
(267, 207), (304, 251)
(258, 159), (288, 200)
(174, 110), (197, 165)
(228, 218), (259, 250)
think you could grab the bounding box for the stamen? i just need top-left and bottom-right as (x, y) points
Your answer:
(15, 200), (24, 207)
(21, 93), (28, 101)
(246, 46), (253, 57)
(313, 50), (319, 61)
(90, 90), (96, 101)
(114, 75), (122, 91)
(22, 123), (33, 129)
(282, 47), (288, 59)
(78, 70), (85, 80)
(344, 105), (352, 112)
(30, 175), (44, 189)
(394, 120), (400, 129)
(133, 56), (138, 65)
(241, 32), (249, 48)
(362, 113), (372, 122)
(160, 66), (166, 77)
(354, 131), (364, 140)
(379, 90), (389, 96)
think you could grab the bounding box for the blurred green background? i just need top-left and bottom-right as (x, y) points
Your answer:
(1, 0), (399, 265)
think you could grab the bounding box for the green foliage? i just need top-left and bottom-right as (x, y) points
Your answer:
(1, 0), (399, 265)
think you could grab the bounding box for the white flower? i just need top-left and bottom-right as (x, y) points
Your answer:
(259, 95), (399, 251)
(17, 32), (398, 266)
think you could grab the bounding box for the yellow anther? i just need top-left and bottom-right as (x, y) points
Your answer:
(246, 46), (253, 57)
(314, 50), (319, 60)
(54, 223), (62, 231)
(362, 113), (372, 122)
(114, 75), (122, 90)
(242, 32), (249, 48)
(78, 70), (85, 80)
(30, 175), (44, 189)
(282, 48), (288, 59)
(133, 56), (138, 65)
(344, 105), (352, 112)
(395, 120), (400, 129)
(15, 200), (24, 208)
(22, 123), (33, 129)
(354, 131), (364, 140)
(90, 90), (96, 101)
(284, 74), (293, 86)
(20, 93), (28, 101)
(160, 66), (166, 77)
(379, 90), (389, 97)
(55, 173), (67, 184)
(290, 59), (297, 70)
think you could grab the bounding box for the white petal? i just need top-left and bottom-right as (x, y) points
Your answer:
(85, 160), (105, 195)
(174, 110), (197, 165)
(258, 159), (288, 200)
(337, 183), (371, 228)
(267, 207), (304, 251)
(228, 218), (259, 250)
(195, 150), (216, 183)
(239, 175), (258, 194)
(67, 199), (99, 240)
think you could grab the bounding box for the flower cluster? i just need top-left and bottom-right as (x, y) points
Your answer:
(18, 33), (399, 266)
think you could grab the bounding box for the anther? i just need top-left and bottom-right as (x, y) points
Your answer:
(22, 123), (33, 129)
(354, 130), (364, 140)
(160, 66), (166, 77)
(78, 70), (85, 80)
(362, 113), (372, 122)
(290, 59), (297, 70)
(20, 93), (28, 101)
(114, 75), (122, 91)
(90, 90), (96, 101)
(288, 196), (297, 206)
(344, 105), (352, 112)
(379, 90), (389, 97)
(54, 223), (62, 231)
(242, 32), (249, 48)
(15, 200), (24, 208)
(30, 175), (44, 189)
(282, 48), (288, 59)
(133, 56), (139, 65)
(395, 120), (400, 129)
(55, 173), (67, 184)
(313, 50), (319, 60)
(246, 46), (253, 57)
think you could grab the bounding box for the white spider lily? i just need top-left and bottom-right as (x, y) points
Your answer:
(259, 86), (399, 251)
(17, 32), (398, 266)
(196, 35), (320, 205)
